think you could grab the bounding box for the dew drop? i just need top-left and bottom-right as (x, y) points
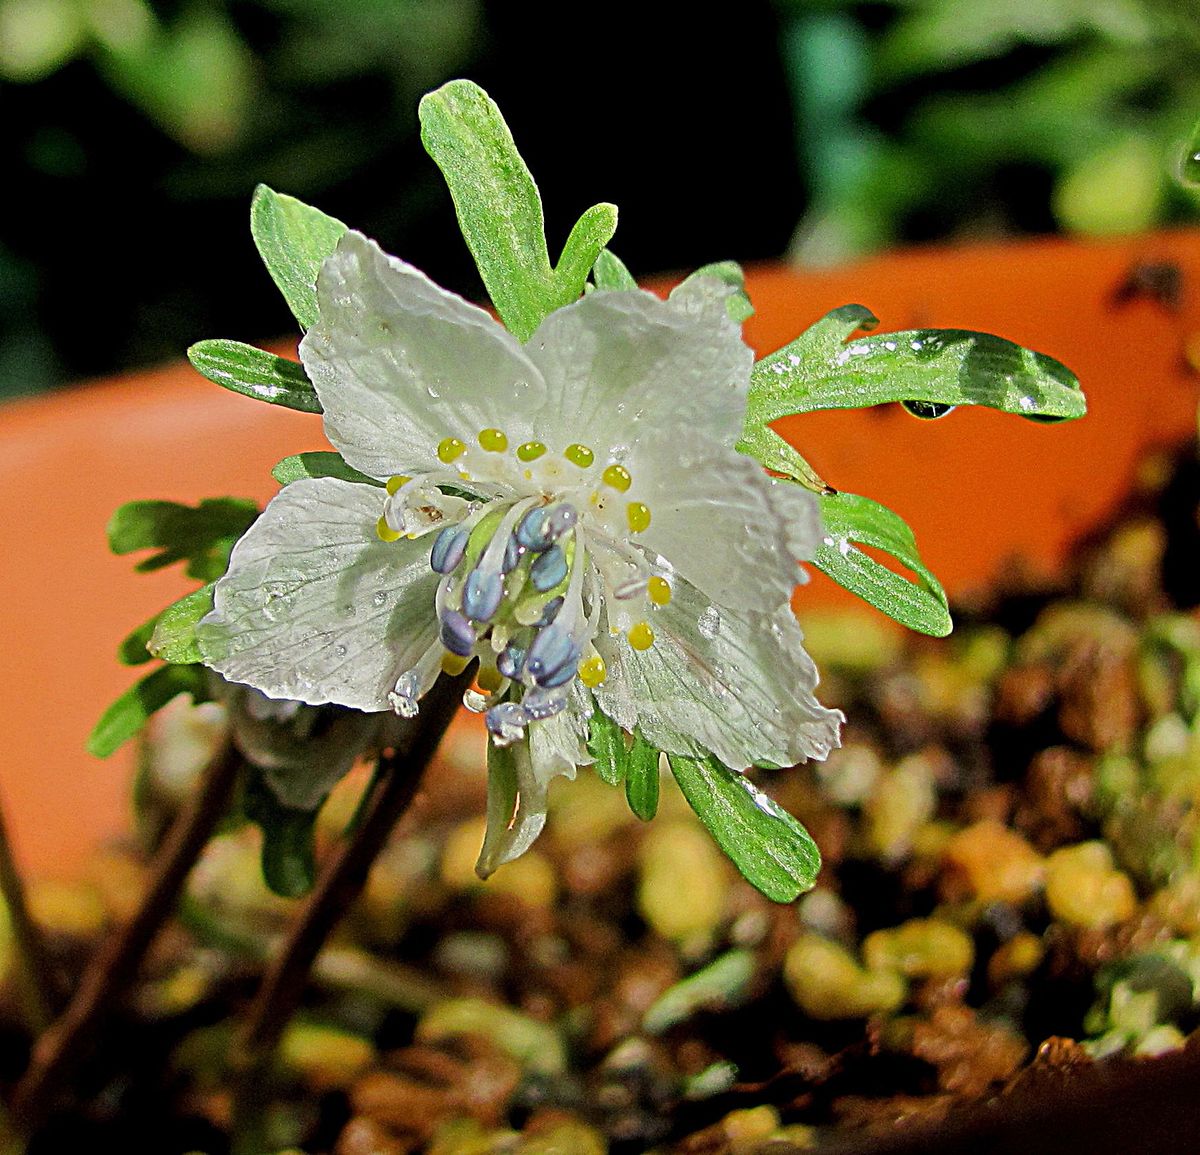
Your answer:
(697, 606), (721, 640)
(373, 591), (387, 607)
(335, 644), (348, 658)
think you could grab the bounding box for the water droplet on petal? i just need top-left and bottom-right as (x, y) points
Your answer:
(697, 607), (721, 640)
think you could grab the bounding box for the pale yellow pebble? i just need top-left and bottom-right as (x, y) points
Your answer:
(783, 934), (906, 1019)
(1044, 841), (1137, 929)
(279, 1021), (375, 1089)
(941, 820), (1045, 905)
(988, 931), (1045, 986)
(440, 817), (557, 907)
(723, 1105), (781, 1153)
(864, 754), (936, 863)
(638, 819), (731, 940)
(862, 918), (975, 979)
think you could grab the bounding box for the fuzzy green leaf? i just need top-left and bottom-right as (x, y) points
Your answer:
(668, 753), (821, 903)
(244, 771), (318, 898)
(591, 249), (638, 292)
(271, 451), (381, 488)
(119, 616), (159, 666)
(107, 497), (258, 583)
(747, 304), (1084, 423)
(148, 583), (216, 664)
(88, 664), (210, 758)
(587, 708), (627, 786)
(250, 185), (348, 330)
(813, 490), (952, 637)
(419, 79), (618, 341)
(624, 733), (660, 821)
(188, 339), (321, 413)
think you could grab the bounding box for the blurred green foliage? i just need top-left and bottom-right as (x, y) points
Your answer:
(776, 0), (1200, 264)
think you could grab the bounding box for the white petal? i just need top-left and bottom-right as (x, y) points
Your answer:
(592, 575), (842, 771)
(627, 430), (820, 611)
(300, 232), (547, 478)
(198, 478), (442, 712)
(522, 285), (753, 457)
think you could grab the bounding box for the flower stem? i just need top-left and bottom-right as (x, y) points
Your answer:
(10, 738), (243, 1131)
(0, 793), (59, 1035)
(230, 671), (467, 1146)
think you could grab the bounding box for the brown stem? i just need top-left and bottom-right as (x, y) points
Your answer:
(11, 738), (242, 1130)
(231, 672), (466, 1133)
(0, 793), (59, 1034)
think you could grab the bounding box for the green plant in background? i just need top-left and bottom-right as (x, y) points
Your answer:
(3, 78), (1084, 1137)
(778, 0), (1200, 263)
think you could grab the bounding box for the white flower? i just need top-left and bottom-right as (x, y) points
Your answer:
(197, 231), (842, 873)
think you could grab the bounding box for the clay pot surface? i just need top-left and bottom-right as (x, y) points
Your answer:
(3, 231), (1199, 874)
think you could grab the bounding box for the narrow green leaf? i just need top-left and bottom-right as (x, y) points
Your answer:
(107, 497), (258, 582)
(148, 583), (216, 664)
(587, 708), (627, 785)
(625, 733), (660, 821)
(748, 305), (1085, 423)
(592, 249), (638, 292)
(736, 421), (834, 496)
(812, 490), (952, 637)
(419, 79), (618, 341)
(188, 339), (321, 413)
(250, 185), (348, 330)
(668, 753), (821, 903)
(244, 771), (318, 898)
(88, 664), (210, 758)
(272, 451), (381, 488)
(119, 615), (159, 666)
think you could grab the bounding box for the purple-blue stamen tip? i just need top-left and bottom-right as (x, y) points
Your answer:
(497, 644), (526, 681)
(530, 544), (568, 593)
(430, 526), (468, 574)
(515, 507), (550, 551)
(462, 568), (504, 623)
(486, 701), (528, 743)
(545, 503), (578, 539)
(526, 625), (576, 685)
(439, 609), (476, 657)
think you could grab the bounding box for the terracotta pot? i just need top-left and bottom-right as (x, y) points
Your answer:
(2, 230), (1199, 878)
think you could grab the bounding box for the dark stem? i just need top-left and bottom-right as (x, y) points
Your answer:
(11, 738), (242, 1130)
(0, 793), (60, 1034)
(231, 672), (467, 1140)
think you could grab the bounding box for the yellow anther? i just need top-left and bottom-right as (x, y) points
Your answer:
(647, 576), (672, 606)
(602, 463), (632, 492)
(626, 502), (652, 533)
(516, 441), (547, 462)
(476, 666), (505, 693)
(579, 654), (607, 687)
(437, 437), (466, 463)
(564, 443), (595, 468)
(627, 622), (655, 651)
(385, 475), (411, 495)
(441, 653), (470, 676)
(478, 428), (508, 452)
(376, 515), (402, 542)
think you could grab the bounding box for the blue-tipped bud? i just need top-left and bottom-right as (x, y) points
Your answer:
(462, 568), (504, 622)
(515, 507), (550, 551)
(526, 625), (576, 685)
(530, 544), (568, 592)
(497, 644), (526, 681)
(430, 526), (468, 574)
(538, 648), (580, 688)
(439, 609), (476, 657)
(545, 503), (578, 539)
(522, 686), (568, 720)
(536, 596), (564, 628)
(502, 533), (522, 574)
(486, 701), (528, 744)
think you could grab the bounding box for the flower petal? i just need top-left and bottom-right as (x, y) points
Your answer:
(592, 575), (842, 771)
(198, 478), (442, 712)
(627, 430), (822, 611)
(522, 284), (753, 457)
(300, 231), (547, 478)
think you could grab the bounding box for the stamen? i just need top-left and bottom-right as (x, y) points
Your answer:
(538, 649), (581, 688)
(376, 515), (403, 543)
(515, 507), (551, 551)
(497, 644), (526, 680)
(386, 475), (411, 495)
(441, 652), (471, 676)
(502, 534), (522, 574)
(526, 625), (577, 685)
(536, 596), (564, 627)
(564, 443), (595, 468)
(521, 686), (568, 720)
(530, 544), (568, 592)
(430, 525), (469, 574)
(627, 621), (655, 650)
(579, 654), (606, 687)
(545, 503), (578, 539)
(437, 436), (466, 463)
(462, 568), (504, 622)
(516, 441), (547, 462)
(440, 609), (477, 657)
(386, 671), (421, 717)
(647, 576), (672, 606)
(602, 464), (632, 492)
(478, 427), (508, 452)
(486, 701), (528, 745)
(626, 502), (652, 533)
